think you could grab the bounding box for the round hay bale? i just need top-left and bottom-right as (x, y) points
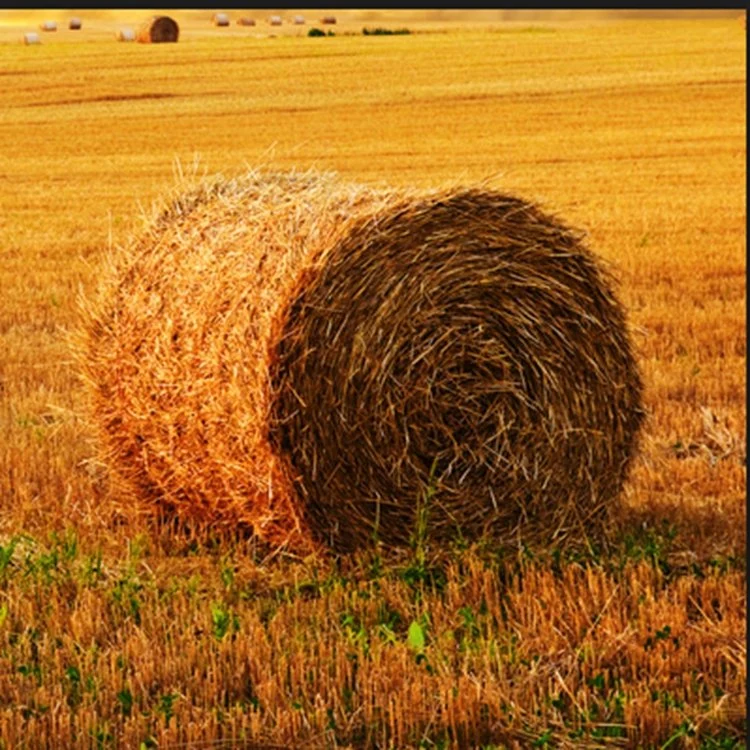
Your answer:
(268, 16), (283, 26)
(39, 21), (57, 32)
(212, 13), (230, 27)
(137, 15), (179, 44)
(293, 15), (306, 25)
(23, 32), (41, 45)
(116, 28), (136, 42)
(237, 17), (256, 26)
(69, 18), (82, 30)
(80, 170), (644, 554)
(321, 15), (337, 25)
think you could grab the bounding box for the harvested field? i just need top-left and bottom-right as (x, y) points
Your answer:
(0, 10), (744, 749)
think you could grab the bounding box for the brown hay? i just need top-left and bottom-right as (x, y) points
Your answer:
(321, 15), (337, 25)
(80, 170), (644, 555)
(137, 15), (179, 44)
(237, 17), (256, 26)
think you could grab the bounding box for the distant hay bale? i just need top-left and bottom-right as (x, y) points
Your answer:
(321, 15), (337, 24)
(80, 170), (645, 554)
(137, 15), (179, 44)
(116, 28), (136, 42)
(268, 15), (283, 26)
(237, 17), (255, 26)
(23, 32), (41, 45)
(212, 13), (230, 27)
(68, 18), (82, 30)
(293, 15), (306, 25)
(39, 21), (57, 32)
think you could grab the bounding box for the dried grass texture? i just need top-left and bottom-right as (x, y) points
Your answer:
(81, 170), (644, 554)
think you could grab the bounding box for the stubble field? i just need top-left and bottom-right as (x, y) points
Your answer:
(0, 11), (745, 749)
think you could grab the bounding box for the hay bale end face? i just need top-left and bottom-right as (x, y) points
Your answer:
(213, 13), (230, 27)
(137, 15), (179, 43)
(23, 32), (41, 45)
(81, 171), (644, 554)
(69, 18), (82, 30)
(116, 28), (136, 42)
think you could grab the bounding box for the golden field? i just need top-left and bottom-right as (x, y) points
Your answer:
(0, 10), (746, 749)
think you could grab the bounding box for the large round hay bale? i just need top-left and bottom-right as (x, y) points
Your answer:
(137, 15), (179, 44)
(212, 13), (230, 27)
(39, 21), (57, 32)
(68, 18), (82, 30)
(81, 171), (644, 554)
(23, 32), (41, 45)
(268, 16), (283, 26)
(237, 17), (256, 26)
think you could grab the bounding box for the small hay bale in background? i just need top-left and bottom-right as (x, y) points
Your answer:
(116, 28), (136, 42)
(237, 17), (255, 26)
(68, 18), (82, 30)
(137, 15), (179, 43)
(268, 16), (283, 26)
(321, 15), (337, 25)
(23, 32), (41, 45)
(39, 21), (57, 32)
(293, 15), (306, 25)
(80, 170), (645, 554)
(212, 13), (230, 27)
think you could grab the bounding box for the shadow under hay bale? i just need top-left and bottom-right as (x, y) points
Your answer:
(137, 15), (179, 43)
(80, 170), (645, 555)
